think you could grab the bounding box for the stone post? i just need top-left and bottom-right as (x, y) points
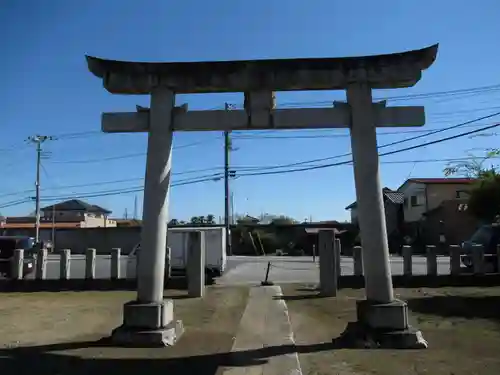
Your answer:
(187, 231), (205, 298)
(60, 249), (71, 280)
(111, 88), (183, 346)
(347, 84), (393, 303)
(353, 246), (364, 276)
(345, 84), (427, 349)
(36, 247), (48, 280)
(334, 238), (342, 277)
(111, 248), (121, 280)
(426, 245), (437, 276)
(402, 245), (412, 277)
(449, 245), (461, 275)
(318, 230), (337, 296)
(472, 244), (484, 275)
(11, 249), (24, 280)
(85, 248), (96, 280)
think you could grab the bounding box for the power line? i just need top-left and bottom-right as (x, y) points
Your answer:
(231, 111), (500, 171)
(235, 121), (500, 177)
(0, 198), (31, 209)
(0, 166), (226, 200)
(2, 111), (499, 204)
(47, 138), (221, 164)
(232, 121), (499, 140)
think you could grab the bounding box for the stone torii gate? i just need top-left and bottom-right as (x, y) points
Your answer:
(86, 44), (438, 348)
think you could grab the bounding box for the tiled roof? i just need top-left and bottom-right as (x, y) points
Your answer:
(345, 187), (404, 210)
(41, 199), (112, 214)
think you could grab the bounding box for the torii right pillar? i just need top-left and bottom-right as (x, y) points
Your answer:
(341, 84), (428, 349)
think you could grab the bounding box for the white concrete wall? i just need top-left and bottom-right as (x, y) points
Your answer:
(350, 207), (358, 223)
(399, 182), (427, 223)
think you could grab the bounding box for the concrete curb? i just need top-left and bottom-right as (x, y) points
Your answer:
(222, 285), (303, 375)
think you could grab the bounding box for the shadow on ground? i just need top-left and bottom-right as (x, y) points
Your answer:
(0, 276), (215, 293)
(0, 339), (335, 375)
(274, 293), (328, 301)
(407, 295), (500, 322)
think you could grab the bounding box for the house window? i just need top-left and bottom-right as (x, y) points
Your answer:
(410, 195), (418, 207)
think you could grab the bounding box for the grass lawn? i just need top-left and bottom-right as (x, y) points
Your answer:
(282, 285), (500, 375)
(0, 286), (249, 375)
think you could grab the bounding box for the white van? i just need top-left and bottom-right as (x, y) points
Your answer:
(126, 227), (227, 279)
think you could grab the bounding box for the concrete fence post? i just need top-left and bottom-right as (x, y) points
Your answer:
(11, 249), (24, 280)
(60, 249), (71, 280)
(187, 231), (205, 298)
(35, 248), (48, 280)
(402, 245), (412, 276)
(472, 244), (485, 275)
(426, 245), (437, 276)
(165, 246), (172, 281)
(111, 248), (121, 280)
(85, 248), (96, 280)
(449, 245), (462, 275)
(318, 230), (337, 296)
(353, 245), (363, 276)
(334, 238), (342, 277)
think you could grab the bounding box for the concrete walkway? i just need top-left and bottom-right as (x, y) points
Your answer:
(223, 286), (303, 375)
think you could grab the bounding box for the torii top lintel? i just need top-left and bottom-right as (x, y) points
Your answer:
(86, 44), (438, 95)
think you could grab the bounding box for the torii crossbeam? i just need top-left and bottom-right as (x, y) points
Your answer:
(86, 44), (438, 348)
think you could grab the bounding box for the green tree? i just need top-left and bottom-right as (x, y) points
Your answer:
(206, 214), (215, 224)
(468, 174), (500, 222)
(444, 149), (500, 221)
(270, 215), (297, 225)
(168, 219), (179, 226)
(190, 216), (202, 224)
(443, 149), (499, 178)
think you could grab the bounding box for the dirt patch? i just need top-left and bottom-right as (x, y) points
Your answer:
(0, 286), (249, 375)
(282, 285), (500, 375)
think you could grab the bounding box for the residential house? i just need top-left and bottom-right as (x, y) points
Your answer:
(3, 199), (117, 231)
(397, 178), (475, 223)
(422, 199), (479, 246)
(345, 187), (405, 253)
(41, 199), (116, 228)
(397, 178), (477, 247)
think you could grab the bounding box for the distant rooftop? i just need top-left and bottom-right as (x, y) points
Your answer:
(41, 199), (112, 214)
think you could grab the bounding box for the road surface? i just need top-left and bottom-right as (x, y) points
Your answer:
(25, 255), (452, 284)
(218, 255), (452, 285)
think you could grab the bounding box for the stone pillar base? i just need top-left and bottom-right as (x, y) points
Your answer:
(334, 299), (428, 349)
(110, 299), (184, 347)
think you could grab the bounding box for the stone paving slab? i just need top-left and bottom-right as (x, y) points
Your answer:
(222, 286), (302, 375)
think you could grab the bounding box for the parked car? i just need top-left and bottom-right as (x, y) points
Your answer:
(0, 236), (36, 278)
(461, 223), (500, 272)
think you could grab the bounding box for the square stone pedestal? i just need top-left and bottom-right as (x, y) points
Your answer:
(334, 299), (428, 349)
(110, 299), (184, 347)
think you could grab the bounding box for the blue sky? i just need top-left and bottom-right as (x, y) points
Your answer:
(1, 0), (500, 222)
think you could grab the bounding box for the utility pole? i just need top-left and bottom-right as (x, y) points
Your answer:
(224, 103), (232, 256)
(27, 135), (53, 244)
(133, 195), (138, 220)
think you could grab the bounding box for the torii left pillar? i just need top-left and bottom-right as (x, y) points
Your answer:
(111, 87), (184, 346)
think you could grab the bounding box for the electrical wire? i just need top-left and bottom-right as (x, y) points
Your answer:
(231, 111), (500, 171)
(3, 121), (498, 207)
(235, 121), (500, 177)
